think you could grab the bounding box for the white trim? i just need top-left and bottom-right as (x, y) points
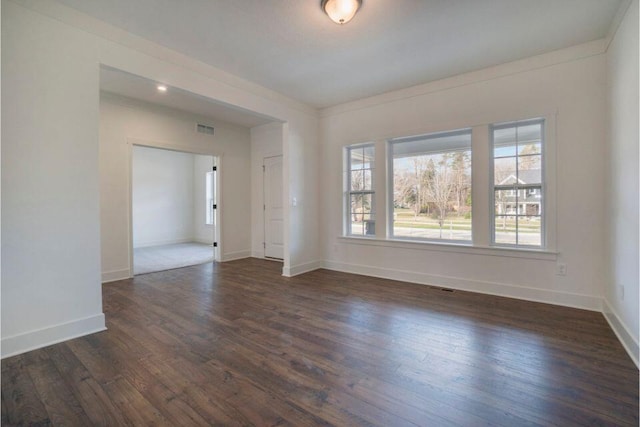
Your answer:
(323, 260), (600, 311)
(127, 141), (223, 269)
(337, 236), (557, 261)
(1, 314), (107, 359)
(133, 237), (194, 249)
(193, 237), (214, 245)
(15, 0), (315, 118)
(320, 39), (606, 117)
(602, 299), (639, 368)
(604, 0), (634, 50)
(282, 260), (323, 277)
(128, 137), (221, 157)
(251, 251), (265, 259)
(101, 269), (131, 283)
(220, 250), (252, 262)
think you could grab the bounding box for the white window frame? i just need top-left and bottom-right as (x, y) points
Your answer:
(490, 118), (546, 248)
(339, 114), (557, 258)
(344, 143), (376, 237)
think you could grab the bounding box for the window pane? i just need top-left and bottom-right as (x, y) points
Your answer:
(350, 147), (364, 170)
(351, 170), (364, 191)
(518, 142), (541, 156)
(517, 123), (542, 144)
(494, 189), (518, 215)
(494, 157), (517, 185)
(523, 186), (542, 215)
(518, 216), (542, 246)
(349, 193), (374, 236)
(518, 155), (542, 184)
(494, 216), (517, 245)
(206, 171), (214, 225)
(364, 146), (375, 165)
(391, 130), (472, 241)
(493, 127), (517, 157)
(364, 169), (372, 190)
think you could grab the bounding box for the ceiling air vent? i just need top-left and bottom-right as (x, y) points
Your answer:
(196, 123), (215, 135)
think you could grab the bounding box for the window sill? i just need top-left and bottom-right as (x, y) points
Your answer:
(337, 236), (558, 261)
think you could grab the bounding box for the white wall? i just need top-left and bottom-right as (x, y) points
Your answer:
(132, 146), (195, 248)
(2, 0), (321, 357)
(604, 0), (639, 365)
(320, 45), (608, 311)
(251, 122), (284, 258)
(100, 94), (251, 281)
(1, 0), (106, 357)
(193, 154), (214, 245)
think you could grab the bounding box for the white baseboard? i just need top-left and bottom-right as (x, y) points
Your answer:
(602, 299), (639, 368)
(1, 313), (107, 359)
(323, 260), (602, 311)
(193, 238), (214, 245)
(101, 268), (131, 283)
(283, 260), (323, 277)
(220, 250), (252, 262)
(251, 250), (264, 259)
(134, 237), (193, 248)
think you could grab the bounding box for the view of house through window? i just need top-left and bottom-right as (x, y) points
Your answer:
(492, 119), (544, 246)
(344, 118), (546, 249)
(346, 145), (375, 236)
(390, 130), (472, 241)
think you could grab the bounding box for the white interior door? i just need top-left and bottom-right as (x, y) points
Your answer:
(264, 156), (284, 259)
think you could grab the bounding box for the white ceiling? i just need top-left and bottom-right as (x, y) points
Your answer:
(62, 0), (623, 108)
(100, 67), (275, 128)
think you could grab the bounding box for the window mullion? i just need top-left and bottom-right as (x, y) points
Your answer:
(472, 125), (490, 246)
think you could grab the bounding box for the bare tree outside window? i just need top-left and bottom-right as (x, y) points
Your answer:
(391, 130), (472, 241)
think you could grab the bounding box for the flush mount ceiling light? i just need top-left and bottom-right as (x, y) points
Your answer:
(321, 0), (362, 25)
(157, 84), (167, 92)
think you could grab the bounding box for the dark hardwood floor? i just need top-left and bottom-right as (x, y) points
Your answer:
(2, 258), (638, 426)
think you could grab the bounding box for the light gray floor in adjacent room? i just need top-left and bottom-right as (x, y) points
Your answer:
(134, 242), (214, 275)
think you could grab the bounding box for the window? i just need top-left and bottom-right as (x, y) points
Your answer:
(206, 171), (215, 225)
(491, 119), (544, 247)
(389, 129), (472, 242)
(345, 144), (375, 236)
(340, 116), (553, 253)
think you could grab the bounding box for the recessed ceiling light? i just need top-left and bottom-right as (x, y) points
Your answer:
(157, 84), (167, 92)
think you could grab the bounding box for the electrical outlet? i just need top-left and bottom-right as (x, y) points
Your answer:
(619, 285), (625, 300)
(556, 262), (567, 276)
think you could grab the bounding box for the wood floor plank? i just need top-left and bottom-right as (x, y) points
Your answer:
(102, 377), (171, 426)
(1, 356), (51, 426)
(45, 344), (127, 426)
(27, 359), (93, 426)
(2, 258), (638, 426)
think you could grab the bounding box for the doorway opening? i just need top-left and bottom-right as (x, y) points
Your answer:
(131, 145), (218, 275)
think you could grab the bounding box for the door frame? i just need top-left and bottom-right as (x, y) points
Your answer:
(127, 137), (222, 277)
